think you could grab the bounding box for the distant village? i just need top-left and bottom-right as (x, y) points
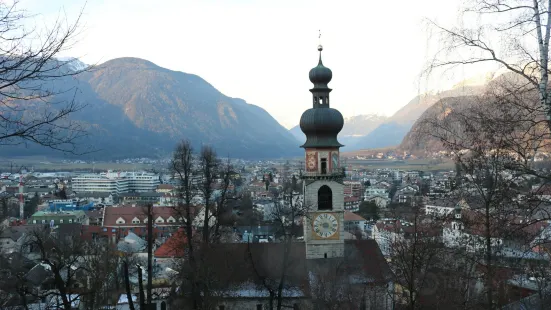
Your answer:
(2, 157), (551, 308)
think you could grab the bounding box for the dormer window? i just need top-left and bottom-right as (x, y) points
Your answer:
(116, 217), (125, 224)
(167, 216), (176, 223)
(155, 216), (165, 223)
(132, 217), (140, 224)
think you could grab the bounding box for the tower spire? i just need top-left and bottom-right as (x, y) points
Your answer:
(318, 30), (323, 64)
(300, 42), (343, 149)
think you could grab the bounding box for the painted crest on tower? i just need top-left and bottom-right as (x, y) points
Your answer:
(306, 151), (318, 172)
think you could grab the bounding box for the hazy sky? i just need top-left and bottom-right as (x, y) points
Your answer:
(24, 0), (487, 128)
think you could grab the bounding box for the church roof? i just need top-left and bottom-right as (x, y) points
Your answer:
(190, 240), (392, 296)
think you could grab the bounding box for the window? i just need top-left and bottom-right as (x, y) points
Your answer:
(318, 185), (332, 210)
(33, 220), (37, 224)
(318, 97), (323, 105)
(69, 219), (73, 223)
(59, 219), (63, 224)
(324, 253), (327, 259)
(41, 220), (45, 224)
(257, 305), (263, 310)
(321, 158), (327, 174)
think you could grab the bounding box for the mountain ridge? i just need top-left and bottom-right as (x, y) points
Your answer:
(1, 57), (301, 159)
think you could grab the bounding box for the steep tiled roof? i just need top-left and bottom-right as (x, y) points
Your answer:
(191, 240), (392, 293)
(102, 206), (177, 227)
(157, 184), (174, 190)
(344, 211), (367, 222)
(154, 228), (187, 258)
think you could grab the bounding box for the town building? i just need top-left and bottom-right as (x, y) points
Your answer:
(425, 204), (455, 217)
(71, 171), (160, 194)
(29, 210), (88, 226)
(344, 196), (361, 211)
(344, 211), (368, 235)
(343, 180), (363, 197)
(118, 191), (163, 205)
(102, 205), (181, 239)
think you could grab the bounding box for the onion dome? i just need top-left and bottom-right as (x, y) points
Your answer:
(309, 45), (333, 88)
(300, 45), (344, 148)
(300, 108), (344, 148)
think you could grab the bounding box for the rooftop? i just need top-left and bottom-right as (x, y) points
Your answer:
(344, 211), (367, 222)
(31, 210), (86, 217)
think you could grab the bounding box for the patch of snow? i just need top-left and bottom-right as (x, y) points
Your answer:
(57, 57), (88, 72)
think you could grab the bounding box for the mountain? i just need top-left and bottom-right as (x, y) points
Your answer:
(399, 72), (536, 154)
(57, 57), (88, 72)
(1, 57), (301, 159)
(348, 84), (484, 150)
(289, 114), (387, 147)
(398, 96), (478, 154)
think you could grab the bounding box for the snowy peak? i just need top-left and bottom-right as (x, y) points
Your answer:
(57, 57), (88, 72)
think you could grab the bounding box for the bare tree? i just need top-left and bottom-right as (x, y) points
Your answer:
(429, 0), (551, 126)
(247, 186), (309, 310)
(0, 0), (90, 153)
(412, 81), (551, 308)
(198, 145), (218, 244)
(170, 139), (200, 308)
(383, 204), (443, 309)
(211, 156), (233, 243)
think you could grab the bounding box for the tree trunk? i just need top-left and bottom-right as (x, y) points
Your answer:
(52, 268), (71, 310)
(147, 204), (153, 307)
(124, 261), (136, 310)
(485, 202), (493, 309)
(138, 265), (145, 309)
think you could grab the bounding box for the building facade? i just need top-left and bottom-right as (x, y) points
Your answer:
(30, 210), (88, 226)
(71, 171), (160, 194)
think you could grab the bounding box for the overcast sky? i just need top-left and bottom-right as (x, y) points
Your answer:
(23, 0), (491, 128)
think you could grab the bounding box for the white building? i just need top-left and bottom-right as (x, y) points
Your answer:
(71, 171), (160, 194)
(425, 205), (454, 217)
(364, 186), (388, 197)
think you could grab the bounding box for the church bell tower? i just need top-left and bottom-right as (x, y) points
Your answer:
(300, 44), (345, 259)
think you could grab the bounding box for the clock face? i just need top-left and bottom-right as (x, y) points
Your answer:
(313, 213), (339, 239)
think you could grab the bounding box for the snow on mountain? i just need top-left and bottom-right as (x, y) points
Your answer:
(57, 57), (88, 72)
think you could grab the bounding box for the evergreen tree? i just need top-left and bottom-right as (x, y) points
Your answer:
(24, 192), (40, 218)
(357, 201), (380, 221)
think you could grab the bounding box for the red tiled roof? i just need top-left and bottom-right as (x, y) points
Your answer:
(103, 206), (177, 227)
(154, 228), (187, 258)
(344, 211), (367, 222)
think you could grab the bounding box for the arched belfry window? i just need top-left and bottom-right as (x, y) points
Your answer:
(318, 185), (332, 210)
